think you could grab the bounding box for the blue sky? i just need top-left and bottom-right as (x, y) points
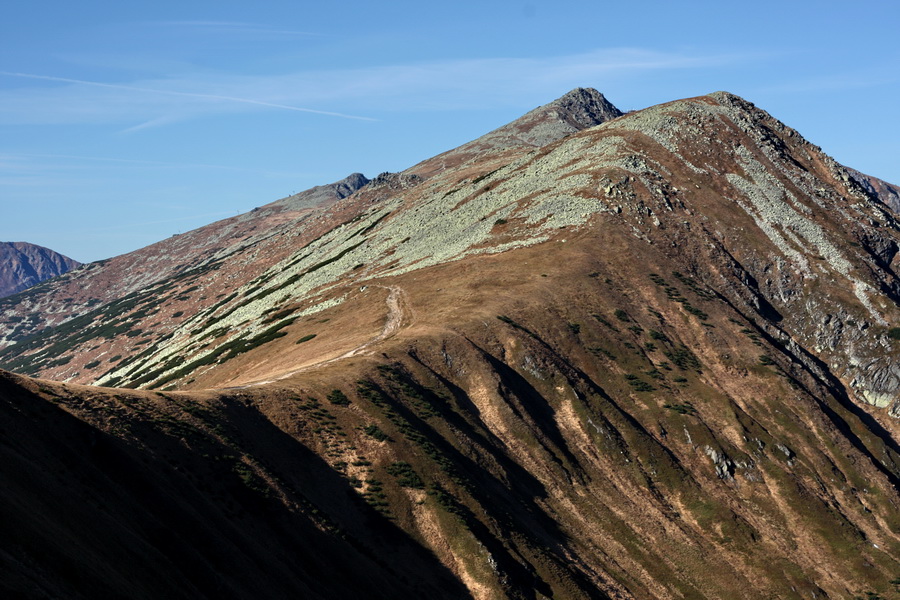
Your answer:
(2, 1), (899, 263)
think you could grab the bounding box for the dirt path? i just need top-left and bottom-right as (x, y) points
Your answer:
(229, 285), (410, 389)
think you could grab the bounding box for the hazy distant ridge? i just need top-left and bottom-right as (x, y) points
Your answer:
(0, 242), (81, 298)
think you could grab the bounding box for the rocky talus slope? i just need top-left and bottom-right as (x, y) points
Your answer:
(0, 242), (80, 298)
(1, 89), (899, 599)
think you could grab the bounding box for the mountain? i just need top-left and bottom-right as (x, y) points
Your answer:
(0, 241), (80, 298)
(1, 89), (900, 599)
(0, 172), (368, 349)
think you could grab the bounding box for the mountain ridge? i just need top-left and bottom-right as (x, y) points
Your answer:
(407, 87), (623, 177)
(0, 241), (81, 298)
(0, 172), (370, 346)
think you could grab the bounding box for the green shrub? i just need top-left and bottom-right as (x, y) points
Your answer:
(327, 389), (350, 406)
(591, 314), (617, 330)
(628, 380), (655, 392)
(386, 461), (424, 489)
(589, 347), (616, 361)
(665, 346), (702, 371)
(649, 329), (669, 342)
(363, 424), (390, 442)
(683, 303), (709, 320)
(664, 402), (696, 415)
(887, 327), (900, 340)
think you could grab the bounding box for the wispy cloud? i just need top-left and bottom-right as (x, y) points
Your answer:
(158, 21), (321, 37)
(0, 48), (764, 128)
(0, 71), (376, 121)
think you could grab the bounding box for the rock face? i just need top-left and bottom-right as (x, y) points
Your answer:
(1, 89), (900, 599)
(0, 242), (80, 298)
(850, 167), (900, 213)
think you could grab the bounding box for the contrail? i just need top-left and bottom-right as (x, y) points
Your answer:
(0, 71), (376, 121)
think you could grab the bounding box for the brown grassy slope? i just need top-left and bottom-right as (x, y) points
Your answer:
(172, 161), (900, 593)
(238, 221), (900, 599)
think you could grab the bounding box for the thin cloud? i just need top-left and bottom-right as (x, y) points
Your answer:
(0, 71), (376, 121)
(0, 48), (767, 127)
(118, 115), (184, 134)
(159, 21), (321, 37)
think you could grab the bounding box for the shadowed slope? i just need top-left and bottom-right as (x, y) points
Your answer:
(0, 370), (470, 599)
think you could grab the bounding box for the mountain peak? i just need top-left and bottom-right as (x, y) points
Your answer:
(535, 86), (623, 132)
(0, 242), (81, 298)
(408, 87), (622, 176)
(475, 86), (623, 149)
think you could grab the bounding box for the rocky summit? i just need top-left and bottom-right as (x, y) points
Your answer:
(0, 241), (81, 298)
(1, 89), (899, 599)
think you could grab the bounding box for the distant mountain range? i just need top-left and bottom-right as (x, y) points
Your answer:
(0, 241), (80, 298)
(1, 89), (899, 599)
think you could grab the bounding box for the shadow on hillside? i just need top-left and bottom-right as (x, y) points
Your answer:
(402, 355), (614, 599)
(214, 395), (473, 598)
(0, 374), (472, 600)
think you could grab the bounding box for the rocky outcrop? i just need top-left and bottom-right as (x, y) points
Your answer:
(849, 167), (900, 213)
(0, 242), (80, 298)
(269, 172), (369, 212)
